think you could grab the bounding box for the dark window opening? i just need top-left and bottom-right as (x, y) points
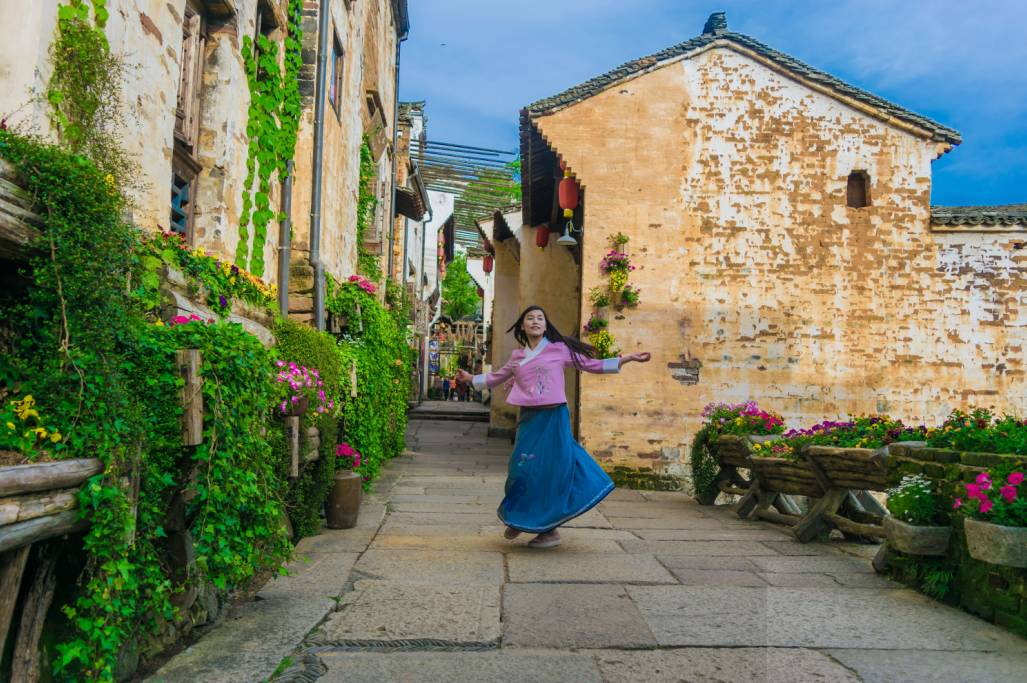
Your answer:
(846, 171), (871, 209)
(329, 32), (344, 117)
(170, 149), (201, 243)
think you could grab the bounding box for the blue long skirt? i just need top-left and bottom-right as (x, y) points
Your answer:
(498, 404), (614, 533)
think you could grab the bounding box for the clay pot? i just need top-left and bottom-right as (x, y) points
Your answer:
(964, 518), (1027, 568)
(326, 469), (362, 529)
(883, 516), (951, 556)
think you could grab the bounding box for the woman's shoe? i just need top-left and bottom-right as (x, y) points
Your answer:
(503, 526), (522, 540)
(528, 531), (561, 549)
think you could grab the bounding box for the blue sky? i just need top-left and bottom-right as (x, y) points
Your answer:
(399, 1), (1026, 207)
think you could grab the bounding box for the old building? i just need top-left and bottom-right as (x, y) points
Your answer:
(0, 0), (410, 328)
(494, 12), (1026, 486)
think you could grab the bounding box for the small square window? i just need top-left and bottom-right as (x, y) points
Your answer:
(329, 33), (344, 117)
(846, 171), (871, 209)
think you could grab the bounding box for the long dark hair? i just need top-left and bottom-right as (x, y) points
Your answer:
(506, 305), (597, 371)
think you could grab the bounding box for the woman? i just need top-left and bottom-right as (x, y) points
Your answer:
(455, 306), (650, 548)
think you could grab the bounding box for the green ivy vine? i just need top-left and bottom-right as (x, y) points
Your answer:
(0, 131), (290, 681)
(326, 276), (413, 484)
(46, 0), (131, 185)
(236, 0), (304, 277)
(356, 138), (382, 280)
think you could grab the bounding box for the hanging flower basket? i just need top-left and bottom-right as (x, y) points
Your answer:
(883, 516), (951, 556)
(282, 394), (309, 417)
(964, 518), (1027, 568)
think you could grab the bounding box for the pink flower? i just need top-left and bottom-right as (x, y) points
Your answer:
(999, 485), (1017, 503)
(965, 483), (982, 500)
(980, 498), (994, 514)
(337, 443), (355, 457)
(349, 275), (360, 282)
(1008, 472), (1025, 486)
(976, 472), (992, 489)
(952, 497), (962, 509)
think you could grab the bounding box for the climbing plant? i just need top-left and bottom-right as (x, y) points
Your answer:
(0, 131), (290, 682)
(45, 0), (131, 185)
(356, 137), (382, 280)
(236, 0), (304, 276)
(326, 276), (412, 485)
(441, 253), (480, 320)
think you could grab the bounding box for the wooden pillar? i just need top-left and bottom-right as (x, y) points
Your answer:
(177, 349), (203, 446)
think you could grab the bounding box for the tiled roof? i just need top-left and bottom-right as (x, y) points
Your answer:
(524, 12), (961, 145)
(931, 203), (1027, 227)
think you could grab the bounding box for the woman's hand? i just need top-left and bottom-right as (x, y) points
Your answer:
(455, 369), (474, 385)
(622, 352), (651, 364)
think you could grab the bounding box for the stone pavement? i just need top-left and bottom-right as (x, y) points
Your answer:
(152, 419), (1027, 683)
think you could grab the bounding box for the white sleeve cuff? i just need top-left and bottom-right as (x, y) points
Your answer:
(472, 374), (487, 391)
(602, 357), (621, 373)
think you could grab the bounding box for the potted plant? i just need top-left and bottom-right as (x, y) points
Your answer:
(588, 286), (611, 309)
(583, 313), (608, 334)
(957, 469), (1027, 567)
(274, 361), (332, 417)
(618, 284), (641, 309)
(600, 249), (633, 292)
(883, 474), (951, 555)
(327, 442), (362, 529)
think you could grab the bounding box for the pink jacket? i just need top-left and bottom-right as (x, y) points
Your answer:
(472, 338), (620, 407)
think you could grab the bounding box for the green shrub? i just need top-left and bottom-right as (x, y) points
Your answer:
(887, 474), (945, 526)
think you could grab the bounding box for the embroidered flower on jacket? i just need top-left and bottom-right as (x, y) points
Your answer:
(518, 453), (536, 466)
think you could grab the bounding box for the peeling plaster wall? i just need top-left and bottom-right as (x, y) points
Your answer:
(290, 0), (400, 290)
(533, 46), (1026, 483)
(488, 235), (521, 435)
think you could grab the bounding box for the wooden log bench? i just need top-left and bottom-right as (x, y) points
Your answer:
(699, 435), (807, 524)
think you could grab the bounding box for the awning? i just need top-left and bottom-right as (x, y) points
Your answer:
(395, 186), (426, 220)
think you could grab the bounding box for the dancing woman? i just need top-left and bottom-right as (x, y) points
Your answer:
(456, 305), (650, 548)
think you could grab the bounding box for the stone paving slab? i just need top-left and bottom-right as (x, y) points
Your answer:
(619, 540), (783, 556)
(317, 650), (602, 683)
(750, 556), (874, 574)
(257, 551), (358, 600)
(315, 580), (501, 645)
(606, 516), (739, 530)
(147, 596), (333, 682)
(388, 494), (481, 504)
(503, 584), (657, 648)
(352, 549), (504, 585)
(591, 647), (860, 682)
(388, 501), (493, 514)
(655, 555), (762, 572)
(827, 648), (1027, 683)
(669, 568), (770, 587)
(628, 585), (1027, 651)
(507, 552), (675, 583)
(562, 507), (612, 528)
(385, 511), (500, 526)
(597, 501), (710, 518)
(632, 528), (790, 541)
(481, 525), (638, 542)
(376, 521), (487, 538)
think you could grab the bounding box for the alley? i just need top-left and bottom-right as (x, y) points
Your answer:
(152, 417), (1027, 682)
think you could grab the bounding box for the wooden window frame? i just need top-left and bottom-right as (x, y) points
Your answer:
(175, 3), (207, 152)
(329, 31), (344, 118)
(170, 147), (202, 243)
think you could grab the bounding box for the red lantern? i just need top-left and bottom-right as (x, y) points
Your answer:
(558, 168), (579, 219)
(476, 286), (484, 297)
(483, 254), (494, 274)
(535, 226), (550, 249)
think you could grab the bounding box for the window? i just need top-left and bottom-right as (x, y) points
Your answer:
(175, 5), (206, 149)
(170, 150), (201, 241)
(846, 171), (871, 209)
(329, 32), (344, 116)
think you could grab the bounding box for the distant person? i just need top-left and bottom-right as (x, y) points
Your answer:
(441, 376), (451, 401)
(455, 305), (650, 548)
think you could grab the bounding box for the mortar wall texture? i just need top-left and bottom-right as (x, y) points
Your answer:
(532, 46), (1026, 483)
(0, 0), (401, 289)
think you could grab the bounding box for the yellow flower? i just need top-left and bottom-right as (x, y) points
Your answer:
(229, 277), (236, 285)
(193, 247), (206, 257)
(154, 320), (164, 327)
(50, 432), (62, 443)
(34, 427), (48, 438)
(5, 422), (14, 431)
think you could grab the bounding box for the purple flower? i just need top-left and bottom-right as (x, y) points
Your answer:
(219, 294), (228, 308)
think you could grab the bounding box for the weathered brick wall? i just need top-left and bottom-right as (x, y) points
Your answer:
(532, 45), (1027, 483)
(887, 445), (1027, 637)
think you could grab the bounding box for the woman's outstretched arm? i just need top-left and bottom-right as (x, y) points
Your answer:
(568, 350), (651, 374)
(456, 357), (520, 389)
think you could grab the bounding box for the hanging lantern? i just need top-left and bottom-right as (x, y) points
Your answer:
(476, 286), (484, 298)
(483, 254), (494, 274)
(483, 238), (494, 254)
(535, 225), (550, 249)
(558, 168), (579, 219)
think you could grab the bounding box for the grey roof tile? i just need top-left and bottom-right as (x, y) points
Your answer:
(931, 203), (1027, 226)
(524, 16), (960, 145)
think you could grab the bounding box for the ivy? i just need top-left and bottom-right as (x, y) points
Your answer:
(356, 138), (381, 280)
(0, 131), (289, 681)
(441, 253), (480, 320)
(326, 276), (413, 485)
(46, 0), (130, 185)
(236, 0), (304, 276)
